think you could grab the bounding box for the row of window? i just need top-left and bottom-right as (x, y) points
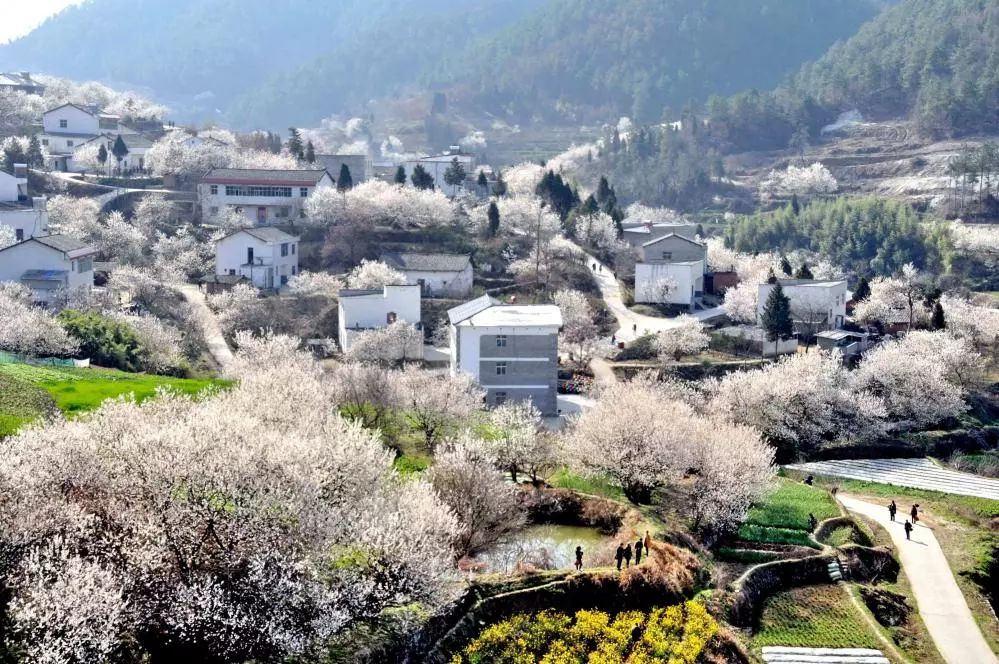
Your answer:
(210, 185), (310, 198)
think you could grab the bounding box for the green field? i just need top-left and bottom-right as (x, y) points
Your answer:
(753, 585), (881, 650)
(0, 363), (229, 436)
(737, 479), (841, 548)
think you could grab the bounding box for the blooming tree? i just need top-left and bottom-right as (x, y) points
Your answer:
(575, 211), (624, 253)
(287, 271), (343, 299)
(941, 294), (999, 353)
(328, 362), (399, 430)
(345, 320), (423, 365)
(0, 286), (79, 357)
(553, 289), (600, 367)
(305, 180), (456, 229)
(950, 222), (999, 254)
(427, 435), (526, 556)
(113, 312), (184, 373)
(398, 367), (485, 451)
(345, 259), (407, 290)
(759, 162), (838, 201)
(0, 224), (15, 250)
(485, 401), (555, 483)
(46, 195), (101, 239)
(853, 263), (928, 329)
(653, 316), (709, 362)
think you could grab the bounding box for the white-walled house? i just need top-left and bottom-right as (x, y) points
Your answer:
(0, 165), (26, 202)
(402, 151), (476, 196)
(633, 234), (707, 308)
(380, 252), (473, 298)
(0, 235), (95, 304)
(0, 165), (48, 241)
(74, 133), (155, 173)
(215, 227), (299, 289)
(757, 279), (848, 331)
(447, 295), (562, 415)
(622, 223), (698, 248)
(40, 103), (118, 171)
(639, 233), (706, 264)
(338, 284), (422, 355)
(199, 168), (334, 225)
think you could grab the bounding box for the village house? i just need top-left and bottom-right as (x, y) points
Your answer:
(74, 132), (156, 173)
(380, 251), (473, 298)
(757, 279), (848, 332)
(0, 72), (45, 95)
(316, 154), (368, 184)
(633, 234), (707, 308)
(214, 227), (299, 289)
(815, 329), (872, 358)
(402, 149), (476, 196)
(40, 103), (132, 171)
(0, 165), (48, 241)
(447, 295), (562, 415)
(338, 284), (423, 355)
(0, 234), (95, 305)
(622, 222), (699, 248)
(198, 168), (334, 225)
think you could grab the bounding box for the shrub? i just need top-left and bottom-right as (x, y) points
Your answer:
(57, 309), (145, 372)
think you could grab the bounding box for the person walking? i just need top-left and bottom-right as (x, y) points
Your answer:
(574, 546), (583, 571)
(804, 474), (814, 485)
(644, 530), (652, 553)
(634, 538), (644, 565)
(910, 504), (919, 524)
(904, 520), (913, 540)
(632, 323), (637, 334)
(611, 334), (616, 345)
(615, 544), (625, 571)
(592, 262), (597, 271)
(623, 543), (633, 568)
(888, 500), (897, 522)
(808, 513), (818, 531)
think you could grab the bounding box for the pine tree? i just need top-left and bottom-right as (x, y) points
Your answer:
(487, 201), (500, 237)
(930, 301), (946, 330)
(596, 176), (612, 204)
(394, 165), (407, 185)
(760, 283), (794, 357)
(779, 255), (792, 275)
(97, 144), (109, 174)
(305, 141), (316, 164)
(287, 128), (304, 160)
(411, 164), (434, 190)
(791, 193), (801, 216)
(579, 194), (599, 216)
(477, 169), (488, 190)
(337, 164), (353, 192)
(491, 172), (507, 197)
(443, 157), (466, 195)
(26, 134), (43, 168)
(2, 143), (26, 174)
(853, 276), (871, 302)
(112, 135), (129, 173)
(794, 262), (814, 280)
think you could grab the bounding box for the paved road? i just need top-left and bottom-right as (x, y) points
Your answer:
(39, 169), (184, 210)
(839, 495), (997, 664)
(179, 284), (234, 371)
(761, 646), (888, 664)
(787, 458), (999, 500)
(583, 252), (725, 342)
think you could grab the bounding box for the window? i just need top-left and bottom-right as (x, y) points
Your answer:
(210, 184), (218, 195)
(59, 119), (67, 128)
(78, 258), (93, 273)
(66, 140), (73, 147)
(300, 187), (308, 197)
(496, 335), (507, 347)
(280, 275), (288, 285)
(15, 229), (23, 241)
(661, 251), (672, 260)
(41, 139), (48, 147)
(228, 269), (236, 275)
(246, 247), (254, 264)
(280, 243), (289, 257)
(494, 391), (508, 405)
(291, 244), (296, 255)
(495, 362), (507, 376)
(224, 185), (292, 197)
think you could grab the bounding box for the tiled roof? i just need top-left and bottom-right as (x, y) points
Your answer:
(202, 168), (330, 185)
(220, 227), (299, 244)
(33, 234), (92, 254)
(641, 233), (704, 249)
(381, 251), (471, 272)
(775, 279), (846, 287)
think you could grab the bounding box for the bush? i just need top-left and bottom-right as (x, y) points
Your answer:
(614, 334), (658, 361)
(57, 309), (146, 372)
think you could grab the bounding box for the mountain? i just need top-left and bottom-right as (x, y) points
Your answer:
(0, 0), (884, 129)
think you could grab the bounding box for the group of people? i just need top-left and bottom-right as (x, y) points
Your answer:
(888, 500), (921, 540)
(572, 531), (654, 572)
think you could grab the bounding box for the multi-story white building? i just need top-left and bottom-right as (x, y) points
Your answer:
(198, 168), (334, 226)
(0, 164), (48, 241)
(74, 132), (155, 173)
(338, 284), (422, 355)
(757, 279), (849, 332)
(447, 295), (562, 415)
(380, 252), (473, 298)
(214, 227), (299, 289)
(622, 222), (699, 248)
(40, 103), (127, 171)
(402, 150), (476, 197)
(0, 72), (45, 95)
(0, 234), (95, 305)
(633, 234), (707, 308)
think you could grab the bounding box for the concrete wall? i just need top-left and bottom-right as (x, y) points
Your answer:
(640, 235), (706, 264)
(198, 175), (333, 226)
(0, 170), (18, 201)
(215, 232), (299, 289)
(634, 261), (704, 305)
(0, 241), (93, 303)
(43, 105), (98, 136)
(757, 282), (848, 329)
(405, 265), (473, 298)
(338, 284), (422, 351)
(403, 155), (475, 197)
(0, 201), (48, 240)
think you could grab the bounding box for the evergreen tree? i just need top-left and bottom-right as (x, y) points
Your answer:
(443, 157), (466, 195)
(766, 268), (778, 284)
(97, 144), (109, 174)
(596, 176), (612, 204)
(477, 169), (488, 190)
(579, 194), (599, 216)
(853, 276), (871, 302)
(794, 262), (814, 280)
(305, 140), (316, 164)
(491, 172), (507, 197)
(411, 164), (434, 190)
(287, 128), (304, 160)
(26, 134), (43, 168)
(112, 135), (129, 173)
(791, 193), (801, 216)
(337, 164), (354, 192)
(778, 255), (793, 275)
(2, 142), (27, 174)
(394, 165), (407, 185)
(760, 283), (794, 357)
(931, 301), (946, 330)
(487, 200), (500, 237)
(694, 223), (704, 238)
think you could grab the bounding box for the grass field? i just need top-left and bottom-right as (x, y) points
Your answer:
(753, 585), (882, 650)
(548, 468), (627, 502)
(736, 479), (841, 548)
(0, 363), (229, 435)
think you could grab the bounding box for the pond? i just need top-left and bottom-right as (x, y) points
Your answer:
(471, 524), (609, 574)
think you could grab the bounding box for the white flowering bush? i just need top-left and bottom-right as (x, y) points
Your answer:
(759, 162), (838, 201)
(345, 320), (423, 364)
(345, 259), (407, 290)
(653, 317), (709, 361)
(305, 179), (456, 229)
(0, 286), (79, 357)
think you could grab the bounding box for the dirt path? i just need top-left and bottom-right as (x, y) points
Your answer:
(839, 495), (997, 664)
(179, 284), (234, 371)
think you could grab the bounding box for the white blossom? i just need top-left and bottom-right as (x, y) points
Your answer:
(345, 320), (423, 364)
(287, 271), (343, 298)
(653, 316), (709, 361)
(485, 401), (555, 483)
(759, 162), (838, 200)
(345, 259), (407, 290)
(0, 287), (79, 357)
(398, 367), (485, 451)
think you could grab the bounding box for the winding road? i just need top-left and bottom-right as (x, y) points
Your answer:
(839, 495), (997, 664)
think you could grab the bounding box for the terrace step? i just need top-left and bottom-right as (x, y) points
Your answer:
(761, 646), (890, 664)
